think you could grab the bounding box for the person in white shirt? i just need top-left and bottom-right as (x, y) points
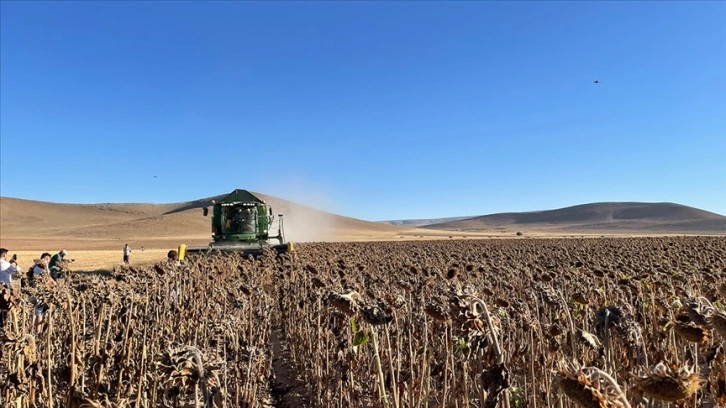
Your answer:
(123, 244), (132, 264)
(0, 248), (20, 332)
(0, 248), (21, 287)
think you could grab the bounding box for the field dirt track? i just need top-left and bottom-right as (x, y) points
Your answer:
(2, 236), (725, 407)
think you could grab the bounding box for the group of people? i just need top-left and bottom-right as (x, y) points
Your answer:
(0, 248), (71, 287)
(0, 248), (72, 334)
(1, 246), (185, 335)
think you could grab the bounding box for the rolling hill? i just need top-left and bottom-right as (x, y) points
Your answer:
(0, 192), (461, 250)
(423, 202), (726, 234)
(382, 216), (472, 227)
(2, 196), (724, 251)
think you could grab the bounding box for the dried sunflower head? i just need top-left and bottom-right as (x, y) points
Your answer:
(557, 367), (608, 407)
(708, 311), (726, 340)
(709, 346), (726, 404)
(0, 285), (20, 313)
(327, 291), (361, 317)
(424, 302), (450, 323)
(556, 362), (628, 408)
(633, 362), (702, 402)
(360, 305), (393, 326)
(594, 306), (623, 339)
(572, 292), (590, 305)
(672, 320), (710, 344)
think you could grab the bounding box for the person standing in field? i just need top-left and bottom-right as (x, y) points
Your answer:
(0, 248), (20, 332)
(123, 244), (132, 264)
(167, 249), (182, 267)
(27, 252), (56, 334)
(166, 249), (182, 309)
(0, 248), (21, 288)
(26, 252), (52, 288)
(32, 253), (52, 275)
(49, 249), (70, 278)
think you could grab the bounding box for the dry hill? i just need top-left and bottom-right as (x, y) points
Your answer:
(424, 202), (726, 234)
(3, 196), (723, 251)
(382, 216), (471, 227)
(0, 192), (462, 250)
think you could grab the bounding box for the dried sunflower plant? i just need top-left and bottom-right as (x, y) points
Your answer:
(2, 236), (724, 407)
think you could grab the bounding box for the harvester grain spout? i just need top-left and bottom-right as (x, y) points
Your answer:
(183, 189), (294, 257)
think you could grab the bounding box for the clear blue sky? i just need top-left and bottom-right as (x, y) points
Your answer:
(1, 1), (724, 221)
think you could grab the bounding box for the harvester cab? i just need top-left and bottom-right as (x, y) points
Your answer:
(184, 189), (293, 257)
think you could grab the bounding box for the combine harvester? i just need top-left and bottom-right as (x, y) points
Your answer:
(181, 189), (294, 258)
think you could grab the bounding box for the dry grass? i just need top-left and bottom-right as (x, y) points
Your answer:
(9, 249), (171, 272)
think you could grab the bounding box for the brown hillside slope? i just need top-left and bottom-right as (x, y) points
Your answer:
(0, 193), (459, 250)
(425, 202), (726, 234)
(0, 198), (178, 234)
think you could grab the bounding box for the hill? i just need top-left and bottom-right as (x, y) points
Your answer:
(381, 216), (472, 227)
(424, 202), (726, 234)
(0, 192), (467, 250)
(3, 197), (723, 251)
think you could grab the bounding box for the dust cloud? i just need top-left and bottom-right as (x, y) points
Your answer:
(259, 178), (343, 243)
(278, 206), (338, 243)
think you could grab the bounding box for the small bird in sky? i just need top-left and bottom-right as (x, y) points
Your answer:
(593, 80), (601, 84)
(153, 175), (158, 178)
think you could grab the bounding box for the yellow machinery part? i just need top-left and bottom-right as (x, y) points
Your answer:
(178, 244), (187, 261)
(287, 242), (294, 252)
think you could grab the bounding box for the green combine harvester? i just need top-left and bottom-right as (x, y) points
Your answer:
(182, 189), (294, 257)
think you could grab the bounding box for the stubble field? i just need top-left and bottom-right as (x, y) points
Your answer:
(1, 237), (725, 407)
(8, 249), (173, 273)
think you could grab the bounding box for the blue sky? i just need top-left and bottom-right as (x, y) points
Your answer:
(1, 1), (724, 221)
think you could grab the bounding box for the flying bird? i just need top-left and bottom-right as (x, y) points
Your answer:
(593, 80), (601, 84)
